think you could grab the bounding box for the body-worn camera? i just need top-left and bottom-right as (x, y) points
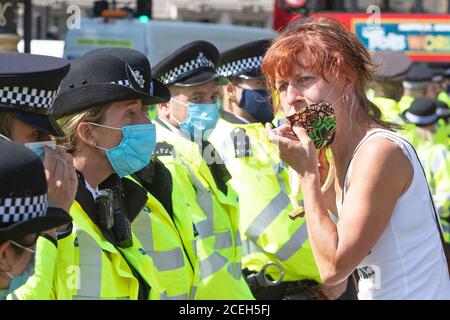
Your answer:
(96, 185), (133, 248)
(111, 187), (133, 248)
(96, 189), (114, 230)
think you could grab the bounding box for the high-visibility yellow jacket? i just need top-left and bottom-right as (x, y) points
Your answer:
(126, 175), (195, 300)
(155, 122), (254, 299)
(398, 95), (415, 113)
(372, 97), (403, 124)
(53, 181), (165, 300)
(438, 91), (450, 108)
(416, 141), (450, 244)
(6, 235), (57, 300)
(208, 119), (321, 283)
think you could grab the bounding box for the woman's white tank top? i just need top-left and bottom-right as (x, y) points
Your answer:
(337, 129), (450, 300)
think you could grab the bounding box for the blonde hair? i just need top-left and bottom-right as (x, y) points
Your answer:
(56, 104), (110, 154)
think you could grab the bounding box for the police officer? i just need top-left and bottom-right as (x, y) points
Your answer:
(403, 97), (450, 249)
(0, 139), (72, 300)
(0, 53), (77, 300)
(0, 53), (77, 214)
(435, 69), (450, 146)
(83, 47), (242, 300)
(209, 40), (352, 300)
(438, 68), (450, 108)
(218, 40), (274, 126)
(427, 69), (446, 100)
(400, 64), (434, 113)
(153, 41), (254, 299)
(370, 51), (412, 123)
(51, 49), (177, 299)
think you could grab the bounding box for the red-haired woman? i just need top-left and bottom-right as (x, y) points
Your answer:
(263, 18), (450, 300)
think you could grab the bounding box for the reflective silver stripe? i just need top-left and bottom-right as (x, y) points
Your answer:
(149, 248), (185, 272)
(182, 159), (215, 239)
(195, 219), (213, 239)
(199, 252), (227, 280)
(275, 223), (309, 261)
(246, 191), (290, 241)
(167, 293), (189, 300)
(431, 153), (445, 173)
(275, 165), (288, 196)
(227, 262), (242, 279)
(190, 286), (198, 300)
(160, 291), (168, 300)
(235, 230), (242, 247)
(192, 239), (198, 259)
(77, 229), (102, 298)
(215, 231), (233, 249)
(194, 187), (214, 238)
(242, 239), (263, 256)
(73, 296), (129, 300)
(131, 211), (154, 252)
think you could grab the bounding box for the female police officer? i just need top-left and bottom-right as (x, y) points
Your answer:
(0, 139), (71, 300)
(0, 52), (77, 299)
(50, 50), (184, 299)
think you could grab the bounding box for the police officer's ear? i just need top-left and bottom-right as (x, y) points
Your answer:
(0, 241), (14, 272)
(76, 122), (97, 148)
(157, 103), (171, 118)
(225, 82), (239, 105)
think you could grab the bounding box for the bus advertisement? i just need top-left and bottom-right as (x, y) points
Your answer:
(273, 1), (450, 63)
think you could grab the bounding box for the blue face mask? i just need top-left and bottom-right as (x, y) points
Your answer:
(24, 140), (56, 162)
(89, 123), (156, 178)
(1, 242), (36, 300)
(239, 89), (274, 124)
(172, 99), (220, 140)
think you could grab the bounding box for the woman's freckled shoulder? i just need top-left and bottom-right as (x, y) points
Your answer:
(352, 136), (413, 176)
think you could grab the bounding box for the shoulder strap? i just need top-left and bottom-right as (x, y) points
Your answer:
(384, 132), (450, 278)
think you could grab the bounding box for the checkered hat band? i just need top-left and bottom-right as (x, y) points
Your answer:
(0, 194), (48, 223)
(110, 80), (132, 88)
(111, 79), (154, 95)
(0, 86), (57, 109)
(217, 56), (263, 77)
(160, 56), (215, 85)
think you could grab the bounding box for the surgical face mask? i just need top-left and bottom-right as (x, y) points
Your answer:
(2, 242), (36, 298)
(24, 140), (56, 162)
(286, 87), (351, 149)
(239, 89), (274, 124)
(89, 122), (156, 178)
(171, 98), (220, 139)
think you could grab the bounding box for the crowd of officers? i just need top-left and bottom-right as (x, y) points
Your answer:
(0, 38), (448, 300)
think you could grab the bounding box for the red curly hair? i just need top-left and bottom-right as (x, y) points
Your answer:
(262, 17), (395, 129)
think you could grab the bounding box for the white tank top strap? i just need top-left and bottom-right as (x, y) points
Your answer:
(341, 129), (415, 203)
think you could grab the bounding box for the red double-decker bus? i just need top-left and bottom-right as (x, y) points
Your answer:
(273, 0), (450, 65)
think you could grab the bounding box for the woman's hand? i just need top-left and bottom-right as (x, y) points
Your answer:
(265, 123), (319, 180)
(312, 278), (348, 300)
(44, 146), (78, 213)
